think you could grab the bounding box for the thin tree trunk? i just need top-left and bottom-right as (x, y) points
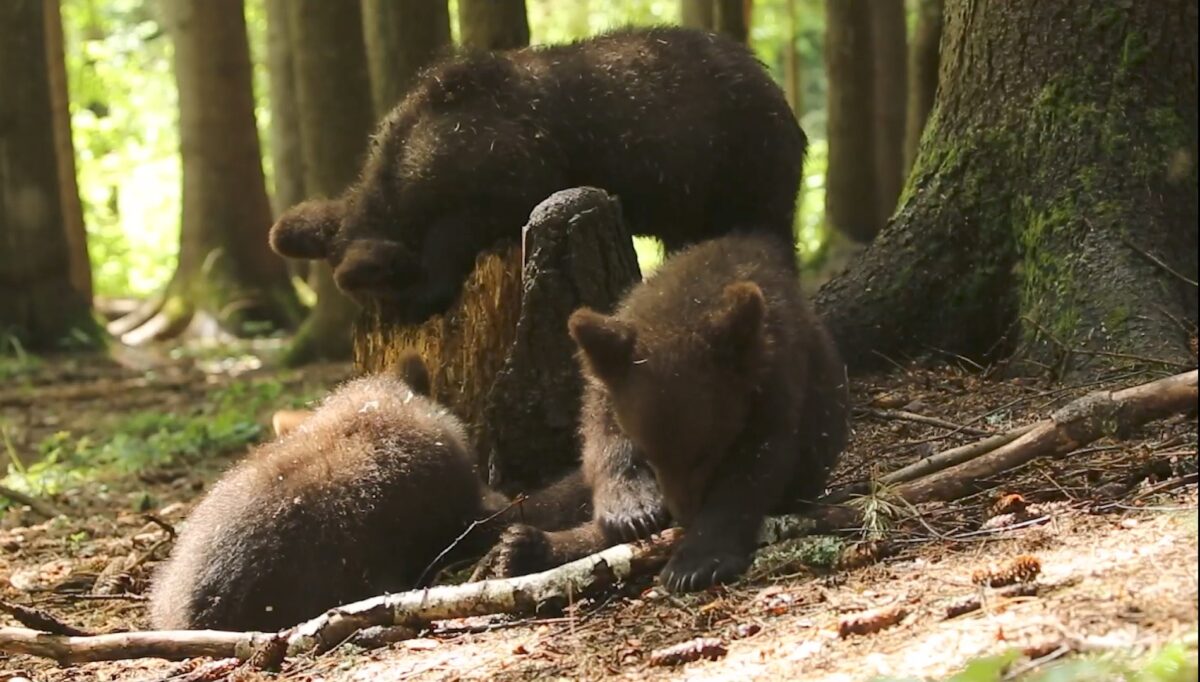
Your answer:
(817, 0), (1198, 377)
(905, 0), (943, 171)
(458, 0), (529, 50)
(362, 0), (451, 117)
(870, 0), (907, 226)
(284, 0), (375, 364)
(265, 0), (305, 218)
(43, 0), (91, 303)
(783, 0), (802, 114)
(115, 0), (301, 345)
(824, 0), (880, 243)
(0, 0), (97, 349)
(713, 0), (750, 44)
(680, 0), (714, 31)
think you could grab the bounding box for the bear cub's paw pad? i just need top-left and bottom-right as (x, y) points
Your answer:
(660, 547), (751, 593)
(470, 524), (551, 581)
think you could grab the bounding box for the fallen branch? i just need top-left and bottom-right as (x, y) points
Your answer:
(894, 370), (1197, 504)
(0, 529), (682, 664)
(0, 485), (64, 519)
(0, 601), (93, 637)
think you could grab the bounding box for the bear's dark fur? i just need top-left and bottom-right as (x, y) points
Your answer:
(149, 354), (591, 631)
(475, 234), (849, 592)
(269, 27), (806, 322)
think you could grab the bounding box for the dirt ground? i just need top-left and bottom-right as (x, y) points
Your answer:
(0, 349), (1196, 681)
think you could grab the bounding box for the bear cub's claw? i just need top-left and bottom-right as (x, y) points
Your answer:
(470, 524), (550, 581)
(659, 544), (751, 593)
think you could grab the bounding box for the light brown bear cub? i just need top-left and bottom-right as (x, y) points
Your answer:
(478, 234), (849, 592)
(150, 353), (589, 631)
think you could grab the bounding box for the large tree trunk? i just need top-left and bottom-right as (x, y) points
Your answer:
(817, 0), (1198, 378)
(904, 0), (943, 171)
(870, 0), (907, 226)
(362, 0), (451, 116)
(355, 188), (641, 492)
(458, 0), (529, 51)
(114, 0), (301, 345)
(283, 0), (376, 364)
(0, 0), (97, 349)
(824, 0), (880, 243)
(43, 0), (92, 304)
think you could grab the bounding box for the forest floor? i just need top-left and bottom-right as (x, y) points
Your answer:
(0, 344), (1196, 681)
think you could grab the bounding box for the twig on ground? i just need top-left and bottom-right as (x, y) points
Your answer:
(0, 485), (64, 519)
(415, 493), (528, 587)
(1119, 235), (1199, 288)
(0, 601), (94, 637)
(857, 407), (992, 436)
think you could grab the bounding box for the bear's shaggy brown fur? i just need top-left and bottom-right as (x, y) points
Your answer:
(149, 354), (590, 631)
(269, 27), (805, 322)
(476, 234), (849, 592)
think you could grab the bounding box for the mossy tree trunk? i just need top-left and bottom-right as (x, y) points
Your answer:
(825, 0), (880, 243)
(354, 188), (640, 493)
(114, 0), (301, 345)
(283, 0), (376, 364)
(816, 0), (1198, 378)
(870, 0), (907, 227)
(459, 0), (529, 51)
(362, 0), (451, 116)
(0, 0), (98, 350)
(904, 0), (943, 172)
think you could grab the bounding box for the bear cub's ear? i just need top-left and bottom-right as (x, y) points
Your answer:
(708, 281), (767, 369)
(568, 308), (637, 383)
(393, 350), (432, 397)
(269, 200), (342, 260)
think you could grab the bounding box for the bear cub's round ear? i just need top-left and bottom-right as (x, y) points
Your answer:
(708, 281), (767, 368)
(568, 308), (637, 382)
(269, 200), (342, 260)
(393, 350), (432, 397)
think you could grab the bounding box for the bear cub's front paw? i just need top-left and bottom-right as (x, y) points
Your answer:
(595, 479), (669, 543)
(659, 543), (751, 593)
(470, 524), (551, 581)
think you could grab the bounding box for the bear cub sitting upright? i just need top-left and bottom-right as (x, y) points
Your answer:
(477, 234), (849, 592)
(149, 353), (591, 631)
(269, 27), (806, 323)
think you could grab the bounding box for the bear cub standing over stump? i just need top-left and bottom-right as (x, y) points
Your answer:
(476, 234), (849, 592)
(269, 27), (806, 323)
(149, 353), (590, 631)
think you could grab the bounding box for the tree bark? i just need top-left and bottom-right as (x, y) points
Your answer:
(458, 0), (529, 51)
(362, 0), (451, 116)
(0, 0), (97, 349)
(354, 188), (641, 492)
(824, 0), (880, 243)
(43, 0), (92, 304)
(817, 0), (1199, 377)
(904, 0), (943, 172)
(680, 0), (713, 31)
(713, 0), (750, 44)
(681, 0), (751, 43)
(264, 0), (305, 218)
(115, 0), (301, 345)
(283, 0), (376, 364)
(870, 0), (907, 226)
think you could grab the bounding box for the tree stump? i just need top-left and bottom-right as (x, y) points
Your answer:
(354, 188), (641, 492)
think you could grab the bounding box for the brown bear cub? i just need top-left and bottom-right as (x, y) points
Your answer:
(477, 234), (849, 592)
(149, 353), (590, 631)
(268, 27), (805, 323)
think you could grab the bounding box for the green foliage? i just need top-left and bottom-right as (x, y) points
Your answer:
(869, 640), (1199, 682)
(1, 379), (285, 505)
(63, 0), (179, 297)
